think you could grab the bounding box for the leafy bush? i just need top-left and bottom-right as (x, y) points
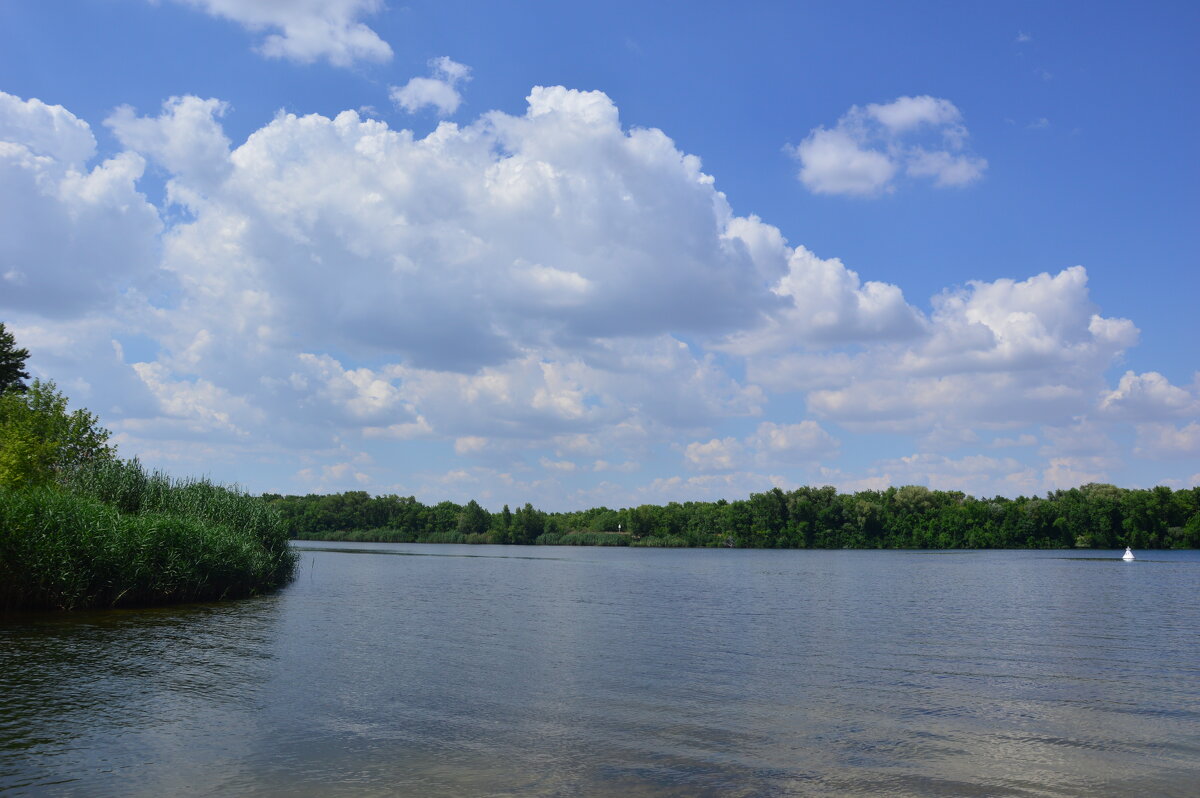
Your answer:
(0, 380), (113, 488)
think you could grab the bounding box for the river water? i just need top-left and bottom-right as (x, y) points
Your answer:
(2, 545), (1199, 796)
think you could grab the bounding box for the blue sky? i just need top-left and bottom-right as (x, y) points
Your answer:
(2, 0), (1197, 508)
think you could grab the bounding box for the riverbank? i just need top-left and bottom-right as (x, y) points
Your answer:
(0, 460), (297, 612)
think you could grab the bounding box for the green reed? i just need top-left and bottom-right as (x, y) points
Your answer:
(535, 532), (630, 546)
(630, 535), (691, 548)
(292, 527), (505, 545)
(1, 459), (297, 611)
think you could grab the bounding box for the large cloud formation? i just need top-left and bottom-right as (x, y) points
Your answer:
(761, 267), (1140, 430)
(110, 88), (790, 371)
(0, 92), (161, 317)
(3, 86), (1195, 504)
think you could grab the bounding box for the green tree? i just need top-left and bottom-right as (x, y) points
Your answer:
(511, 502), (543, 544)
(456, 499), (491, 536)
(0, 379), (114, 487)
(0, 322), (31, 393)
(492, 503), (513, 543)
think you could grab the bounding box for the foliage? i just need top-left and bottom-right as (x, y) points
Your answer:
(2, 459), (298, 611)
(0, 328), (295, 611)
(456, 499), (491, 537)
(268, 482), (1200, 550)
(0, 380), (114, 488)
(0, 322), (30, 393)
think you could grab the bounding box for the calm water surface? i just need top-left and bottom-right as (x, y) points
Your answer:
(2, 546), (1199, 796)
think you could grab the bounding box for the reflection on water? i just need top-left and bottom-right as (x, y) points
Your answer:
(3, 546), (1199, 797)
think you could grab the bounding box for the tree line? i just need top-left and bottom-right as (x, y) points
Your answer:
(266, 481), (1200, 549)
(6, 319), (1197, 555)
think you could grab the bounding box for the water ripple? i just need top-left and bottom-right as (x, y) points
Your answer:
(3, 546), (1199, 796)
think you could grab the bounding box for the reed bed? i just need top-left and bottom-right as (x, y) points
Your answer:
(1, 460), (297, 611)
(630, 535), (692, 548)
(292, 528), (505, 545)
(535, 532), (630, 546)
(292, 528), (454, 543)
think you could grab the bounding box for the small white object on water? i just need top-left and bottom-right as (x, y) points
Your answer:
(1122, 547), (1135, 561)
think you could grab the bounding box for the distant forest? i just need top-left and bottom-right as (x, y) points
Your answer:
(265, 483), (1200, 549)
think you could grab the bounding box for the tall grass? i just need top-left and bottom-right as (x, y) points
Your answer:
(1, 459), (297, 611)
(630, 535), (691, 548)
(292, 528), (499, 545)
(535, 531), (630, 546)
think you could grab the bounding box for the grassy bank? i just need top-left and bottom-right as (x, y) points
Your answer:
(1, 459), (298, 612)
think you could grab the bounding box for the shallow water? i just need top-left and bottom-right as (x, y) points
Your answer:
(3, 546), (1199, 796)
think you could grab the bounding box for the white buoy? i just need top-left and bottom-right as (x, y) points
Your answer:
(1122, 546), (1135, 561)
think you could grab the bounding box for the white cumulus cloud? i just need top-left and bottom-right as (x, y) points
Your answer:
(0, 91), (96, 164)
(789, 95), (987, 197)
(1098, 371), (1200, 421)
(106, 96), (233, 198)
(390, 56), (472, 116)
(1134, 422), (1200, 459)
(722, 242), (926, 352)
(4, 85), (1187, 502)
(0, 91), (162, 317)
(754, 266), (1138, 434)
(112, 86), (789, 379)
(166, 0), (392, 66)
(685, 421), (838, 472)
